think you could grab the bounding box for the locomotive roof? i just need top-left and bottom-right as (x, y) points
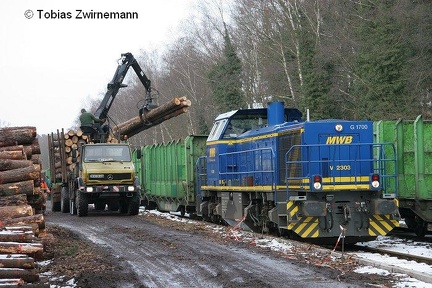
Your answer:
(215, 107), (302, 122)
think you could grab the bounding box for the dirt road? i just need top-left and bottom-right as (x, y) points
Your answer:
(44, 207), (381, 288)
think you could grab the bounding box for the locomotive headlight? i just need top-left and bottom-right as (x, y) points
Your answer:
(312, 175), (322, 190)
(371, 174), (380, 189)
(335, 124), (343, 132)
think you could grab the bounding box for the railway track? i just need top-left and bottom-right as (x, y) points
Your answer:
(351, 243), (432, 265)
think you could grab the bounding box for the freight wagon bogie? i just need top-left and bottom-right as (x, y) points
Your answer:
(199, 102), (400, 243)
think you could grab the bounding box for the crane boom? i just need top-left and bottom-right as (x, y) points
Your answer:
(94, 52), (154, 120)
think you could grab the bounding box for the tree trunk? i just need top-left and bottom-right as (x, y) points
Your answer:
(0, 205), (34, 220)
(0, 150), (26, 160)
(0, 268), (40, 282)
(0, 159), (33, 171)
(0, 165), (40, 185)
(0, 145), (25, 153)
(0, 230), (35, 243)
(3, 223), (40, 237)
(2, 214), (46, 230)
(0, 127), (36, 147)
(0, 180), (35, 196)
(0, 194), (28, 206)
(26, 138), (41, 155)
(30, 154), (42, 165)
(0, 254), (35, 269)
(0, 278), (26, 286)
(0, 242), (43, 259)
(113, 97), (190, 140)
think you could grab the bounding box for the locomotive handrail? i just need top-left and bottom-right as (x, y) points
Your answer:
(195, 156), (207, 200)
(284, 142), (398, 195)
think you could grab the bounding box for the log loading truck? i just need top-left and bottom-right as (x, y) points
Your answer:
(47, 52), (189, 216)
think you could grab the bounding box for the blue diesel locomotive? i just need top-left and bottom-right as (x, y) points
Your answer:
(196, 102), (400, 243)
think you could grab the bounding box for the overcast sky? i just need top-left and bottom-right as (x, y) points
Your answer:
(0, 0), (197, 134)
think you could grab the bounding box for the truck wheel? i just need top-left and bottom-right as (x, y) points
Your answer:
(60, 187), (70, 213)
(77, 191), (88, 217)
(128, 193), (140, 216)
(52, 201), (61, 212)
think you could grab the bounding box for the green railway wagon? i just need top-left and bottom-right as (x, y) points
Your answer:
(138, 135), (207, 216)
(374, 116), (432, 236)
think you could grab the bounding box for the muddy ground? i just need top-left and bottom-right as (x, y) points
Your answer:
(39, 208), (397, 288)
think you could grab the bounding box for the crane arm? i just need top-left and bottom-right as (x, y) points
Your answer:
(94, 52), (154, 120)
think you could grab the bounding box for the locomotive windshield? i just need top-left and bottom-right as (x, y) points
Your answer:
(222, 114), (268, 139)
(207, 106), (302, 142)
(207, 112), (269, 141)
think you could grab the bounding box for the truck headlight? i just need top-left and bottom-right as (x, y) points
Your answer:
(127, 186), (135, 192)
(86, 187), (94, 192)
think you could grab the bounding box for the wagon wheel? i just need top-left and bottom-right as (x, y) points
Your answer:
(405, 215), (428, 237)
(413, 217), (428, 237)
(180, 206), (186, 217)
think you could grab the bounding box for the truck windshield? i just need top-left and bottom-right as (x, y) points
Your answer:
(83, 145), (131, 162)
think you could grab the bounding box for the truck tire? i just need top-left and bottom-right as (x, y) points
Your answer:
(52, 201), (61, 212)
(128, 193), (140, 216)
(77, 191), (88, 217)
(60, 187), (70, 213)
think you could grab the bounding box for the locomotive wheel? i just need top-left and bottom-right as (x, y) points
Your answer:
(210, 214), (221, 224)
(60, 187), (70, 213)
(77, 191), (89, 217)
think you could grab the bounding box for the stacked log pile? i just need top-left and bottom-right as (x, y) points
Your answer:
(113, 96), (191, 140)
(0, 126), (47, 286)
(49, 129), (86, 184)
(48, 128), (116, 184)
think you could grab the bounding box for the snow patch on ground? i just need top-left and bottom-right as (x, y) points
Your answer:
(143, 208), (432, 288)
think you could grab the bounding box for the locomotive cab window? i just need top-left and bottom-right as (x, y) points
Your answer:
(222, 114), (268, 139)
(208, 119), (228, 141)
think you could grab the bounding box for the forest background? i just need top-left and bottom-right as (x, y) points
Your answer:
(38, 0), (431, 167)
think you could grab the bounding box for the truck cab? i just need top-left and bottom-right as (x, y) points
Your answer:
(70, 143), (140, 216)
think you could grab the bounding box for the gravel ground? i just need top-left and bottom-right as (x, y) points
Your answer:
(38, 207), (397, 288)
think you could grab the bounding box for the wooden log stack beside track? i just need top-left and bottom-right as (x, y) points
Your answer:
(0, 126), (48, 286)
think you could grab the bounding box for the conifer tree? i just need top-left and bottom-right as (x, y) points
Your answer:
(208, 24), (245, 112)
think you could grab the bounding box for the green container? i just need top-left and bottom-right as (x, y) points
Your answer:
(374, 116), (432, 229)
(140, 135), (207, 213)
